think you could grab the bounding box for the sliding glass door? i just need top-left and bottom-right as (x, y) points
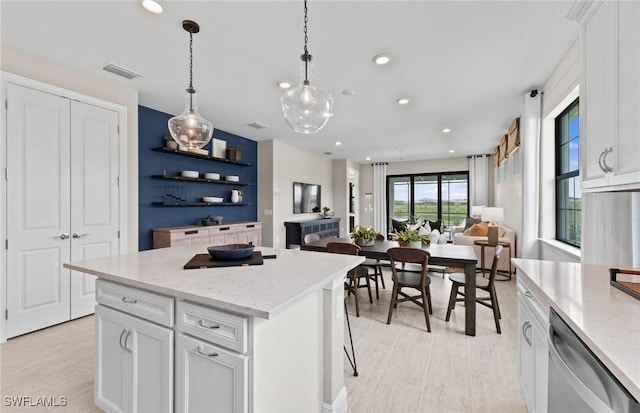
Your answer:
(387, 172), (469, 229)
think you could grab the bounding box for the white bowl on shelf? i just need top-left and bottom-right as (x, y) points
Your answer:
(180, 171), (200, 178)
(181, 170), (199, 178)
(202, 196), (224, 203)
(225, 175), (240, 182)
(204, 173), (220, 180)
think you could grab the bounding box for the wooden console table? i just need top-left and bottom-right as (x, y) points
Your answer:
(284, 218), (340, 249)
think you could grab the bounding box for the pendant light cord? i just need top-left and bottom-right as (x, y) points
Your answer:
(188, 31), (194, 93)
(302, 0), (311, 84)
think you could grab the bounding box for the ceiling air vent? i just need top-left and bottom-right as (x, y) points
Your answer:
(248, 122), (269, 130)
(102, 63), (141, 80)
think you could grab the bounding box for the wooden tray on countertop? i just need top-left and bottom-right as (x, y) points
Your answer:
(184, 251), (263, 269)
(610, 267), (640, 300)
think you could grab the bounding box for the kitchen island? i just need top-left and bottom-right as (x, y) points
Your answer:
(513, 259), (640, 411)
(64, 244), (364, 413)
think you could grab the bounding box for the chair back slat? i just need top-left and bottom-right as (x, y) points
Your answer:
(487, 245), (504, 287)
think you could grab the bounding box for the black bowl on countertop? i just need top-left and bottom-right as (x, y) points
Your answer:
(207, 244), (254, 260)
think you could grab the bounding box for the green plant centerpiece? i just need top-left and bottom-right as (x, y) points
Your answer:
(393, 227), (430, 248)
(350, 225), (378, 247)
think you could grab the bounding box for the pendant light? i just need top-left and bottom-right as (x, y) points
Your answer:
(168, 20), (213, 149)
(280, 0), (334, 134)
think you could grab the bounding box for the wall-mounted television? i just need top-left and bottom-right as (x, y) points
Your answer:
(293, 182), (321, 214)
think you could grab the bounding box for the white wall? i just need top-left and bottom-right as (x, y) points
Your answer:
(1, 44), (140, 252)
(358, 157), (469, 229)
(257, 140), (334, 249)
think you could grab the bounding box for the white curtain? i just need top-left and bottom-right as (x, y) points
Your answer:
(372, 163), (388, 234)
(468, 155), (489, 207)
(521, 92), (542, 259)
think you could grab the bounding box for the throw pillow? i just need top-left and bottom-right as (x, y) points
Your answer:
(418, 225), (430, 236)
(468, 222), (489, 236)
(464, 217), (481, 231)
(428, 220), (443, 233)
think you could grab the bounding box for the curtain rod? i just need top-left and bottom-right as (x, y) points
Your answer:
(371, 162), (388, 165)
(467, 154), (492, 159)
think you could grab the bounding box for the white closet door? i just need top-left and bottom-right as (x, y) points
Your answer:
(6, 84), (71, 337)
(70, 101), (120, 319)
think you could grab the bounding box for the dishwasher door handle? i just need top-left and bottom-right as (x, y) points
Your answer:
(548, 325), (616, 413)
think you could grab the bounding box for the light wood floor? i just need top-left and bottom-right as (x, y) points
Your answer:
(0, 267), (525, 413)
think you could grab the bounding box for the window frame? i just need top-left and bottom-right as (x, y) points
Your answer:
(386, 171), (469, 229)
(554, 98), (581, 248)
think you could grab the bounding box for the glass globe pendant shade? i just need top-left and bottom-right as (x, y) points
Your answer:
(281, 81), (333, 134)
(168, 89), (213, 149)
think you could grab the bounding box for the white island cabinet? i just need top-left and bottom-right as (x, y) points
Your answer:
(64, 245), (364, 413)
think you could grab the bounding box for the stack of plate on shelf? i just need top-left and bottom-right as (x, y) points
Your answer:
(225, 175), (239, 182)
(202, 196), (224, 203)
(181, 170), (199, 178)
(204, 172), (220, 180)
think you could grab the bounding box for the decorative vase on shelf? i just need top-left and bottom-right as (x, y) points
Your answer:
(230, 189), (240, 203)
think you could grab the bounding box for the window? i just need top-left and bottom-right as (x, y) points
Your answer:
(387, 172), (468, 228)
(555, 98), (581, 247)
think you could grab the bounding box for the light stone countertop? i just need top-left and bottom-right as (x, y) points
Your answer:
(64, 245), (364, 319)
(512, 258), (640, 400)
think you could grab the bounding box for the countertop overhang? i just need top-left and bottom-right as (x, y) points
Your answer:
(512, 258), (640, 400)
(64, 245), (364, 319)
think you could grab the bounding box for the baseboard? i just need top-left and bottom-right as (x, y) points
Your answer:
(322, 386), (347, 413)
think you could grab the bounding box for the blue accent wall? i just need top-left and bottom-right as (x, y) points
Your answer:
(138, 106), (258, 251)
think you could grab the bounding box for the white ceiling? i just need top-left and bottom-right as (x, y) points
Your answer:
(1, 1), (578, 163)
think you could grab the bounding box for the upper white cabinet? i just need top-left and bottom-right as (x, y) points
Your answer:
(573, 0), (640, 192)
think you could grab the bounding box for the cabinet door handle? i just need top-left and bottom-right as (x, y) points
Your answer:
(524, 291), (534, 300)
(123, 330), (133, 353)
(246, 224), (255, 228)
(185, 230), (198, 235)
(521, 321), (532, 346)
(121, 296), (138, 304)
(119, 328), (132, 352)
(196, 346), (218, 357)
(72, 232), (90, 238)
(198, 319), (221, 329)
(53, 233), (70, 240)
(219, 227), (230, 231)
(598, 150), (607, 173)
(602, 147), (613, 173)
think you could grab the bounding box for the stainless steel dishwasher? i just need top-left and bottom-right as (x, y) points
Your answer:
(548, 308), (640, 413)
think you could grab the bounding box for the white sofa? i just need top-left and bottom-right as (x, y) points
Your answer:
(453, 224), (516, 273)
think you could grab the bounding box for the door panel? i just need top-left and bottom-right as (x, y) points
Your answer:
(6, 84), (71, 338)
(70, 101), (119, 319)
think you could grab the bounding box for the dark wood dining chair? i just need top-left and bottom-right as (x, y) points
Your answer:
(386, 247), (432, 332)
(445, 245), (503, 334)
(326, 242), (373, 317)
(360, 233), (386, 299)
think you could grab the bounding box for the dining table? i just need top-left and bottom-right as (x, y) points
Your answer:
(301, 238), (479, 336)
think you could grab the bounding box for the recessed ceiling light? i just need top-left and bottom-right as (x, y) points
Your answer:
(365, 156), (371, 161)
(396, 146), (403, 150)
(141, 0), (163, 14)
(335, 141), (342, 146)
(442, 128), (452, 133)
(397, 98), (410, 105)
(277, 81), (292, 89)
(373, 54), (391, 65)
(449, 149), (455, 153)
